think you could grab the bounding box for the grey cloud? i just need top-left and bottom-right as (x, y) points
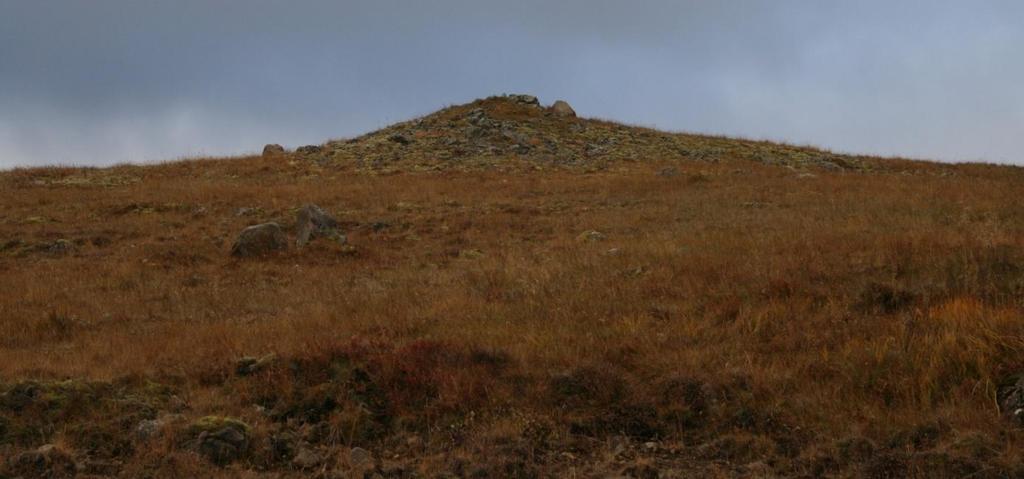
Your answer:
(1, 1), (1022, 167)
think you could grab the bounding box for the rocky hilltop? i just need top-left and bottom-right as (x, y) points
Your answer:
(281, 94), (869, 173)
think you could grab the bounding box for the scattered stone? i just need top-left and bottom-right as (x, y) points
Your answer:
(296, 145), (324, 155)
(234, 206), (263, 217)
(349, 447), (373, 468)
(230, 223), (288, 258)
(577, 230), (607, 242)
(998, 373), (1024, 424)
(188, 416), (251, 465)
(507, 94), (540, 106)
(9, 444), (77, 478)
(135, 418), (164, 441)
(135, 414), (185, 441)
(550, 100), (576, 117)
(466, 108), (487, 125)
(262, 144), (285, 157)
(45, 239), (76, 255)
(458, 249), (485, 260)
(236, 353), (277, 376)
(292, 445), (323, 469)
(388, 133), (412, 145)
(657, 167), (679, 177)
(295, 204), (342, 248)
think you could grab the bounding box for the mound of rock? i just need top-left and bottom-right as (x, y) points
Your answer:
(303, 93), (870, 174)
(187, 416), (251, 465)
(231, 223), (288, 258)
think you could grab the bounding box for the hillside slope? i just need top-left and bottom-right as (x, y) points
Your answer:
(0, 96), (1023, 478)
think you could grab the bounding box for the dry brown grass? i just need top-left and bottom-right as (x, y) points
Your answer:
(1, 124), (1024, 477)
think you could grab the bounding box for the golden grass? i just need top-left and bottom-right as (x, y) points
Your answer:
(1, 150), (1023, 476)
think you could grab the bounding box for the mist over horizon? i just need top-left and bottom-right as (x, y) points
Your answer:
(2, 0), (1023, 168)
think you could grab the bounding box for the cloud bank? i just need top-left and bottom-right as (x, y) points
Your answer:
(1, 0), (1022, 167)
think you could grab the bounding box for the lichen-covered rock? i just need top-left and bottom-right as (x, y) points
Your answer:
(295, 204), (342, 248)
(551, 100), (576, 117)
(231, 223), (288, 258)
(187, 416), (251, 465)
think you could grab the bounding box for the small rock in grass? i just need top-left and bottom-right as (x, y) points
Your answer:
(292, 445), (323, 469)
(235, 354), (277, 376)
(577, 230), (607, 242)
(349, 446), (373, 468)
(188, 416), (251, 465)
(231, 223), (288, 258)
(295, 204), (341, 248)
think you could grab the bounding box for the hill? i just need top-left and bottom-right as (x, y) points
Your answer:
(1, 95), (1023, 478)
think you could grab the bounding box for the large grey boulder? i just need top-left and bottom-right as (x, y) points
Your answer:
(231, 223), (288, 258)
(551, 100), (576, 117)
(262, 144), (285, 157)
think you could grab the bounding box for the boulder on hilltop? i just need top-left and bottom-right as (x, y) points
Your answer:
(262, 144), (285, 157)
(551, 100), (576, 117)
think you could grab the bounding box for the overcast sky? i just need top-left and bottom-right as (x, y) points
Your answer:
(1, 1), (1022, 168)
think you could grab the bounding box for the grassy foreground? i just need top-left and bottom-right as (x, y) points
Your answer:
(1, 97), (1024, 477)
